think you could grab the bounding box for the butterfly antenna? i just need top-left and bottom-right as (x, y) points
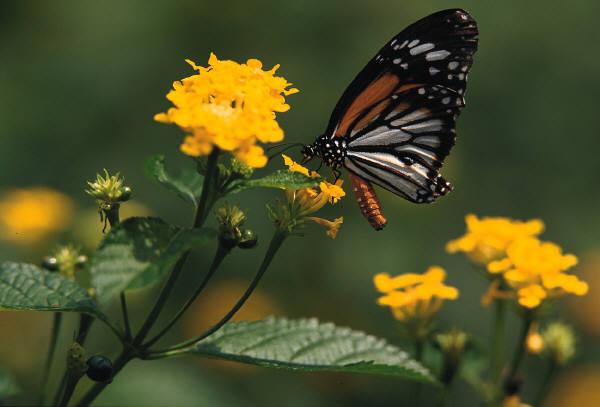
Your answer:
(267, 143), (304, 161)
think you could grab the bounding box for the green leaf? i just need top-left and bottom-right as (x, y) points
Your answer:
(228, 170), (318, 194)
(0, 262), (100, 315)
(187, 317), (436, 384)
(145, 155), (203, 206)
(89, 217), (215, 303)
(0, 369), (19, 399)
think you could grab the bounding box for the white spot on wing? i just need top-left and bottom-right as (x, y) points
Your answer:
(429, 67), (440, 76)
(448, 61), (459, 70)
(408, 39), (420, 48)
(425, 50), (451, 61)
(409, 43), (435, 55)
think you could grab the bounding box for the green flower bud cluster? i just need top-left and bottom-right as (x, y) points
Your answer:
(435, 328), (469, 385)
(542, 322), (576, 365)
(215, 203), (258, 250)
(42, 245), (87, 280)
(85, 169), (131, 211)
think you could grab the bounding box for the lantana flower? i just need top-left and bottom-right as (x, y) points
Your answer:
(0, 187), (73, 245)
(487, 237), (588, 309)
(446, 214), (545, 264)
(374, 266), (459, 324)
(155, 54), (298, 168)
(278, 155), (345, 238)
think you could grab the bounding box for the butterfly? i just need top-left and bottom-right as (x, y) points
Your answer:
(301, 9), (479, 230)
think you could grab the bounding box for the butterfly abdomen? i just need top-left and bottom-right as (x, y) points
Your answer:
(349, 173), (387, 230)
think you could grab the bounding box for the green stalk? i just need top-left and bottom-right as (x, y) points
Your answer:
(40, 312), (63, 404)
(534, 360), (557, 406)
(491, 299), (507, 385)
(505, 312), (533, 388)
(144, 243), (231, 347)
(52, 314), (95, 406)
(120, 292), (132, 340)
(147, 230), (288, 358)
(132, 149), (219, 346)
(74, 150), (220, 407)
(104, 204), (120, 228)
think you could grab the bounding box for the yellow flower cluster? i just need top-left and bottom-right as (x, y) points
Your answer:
(448, 214), (588, 309)
(488, 237), (588, 308)
(374, 266), (459, 322)
(0, 187), (73, 245)
(282, 155), (345, 238)
(155, 54), (298, 168)
(446, 214), (544, 264)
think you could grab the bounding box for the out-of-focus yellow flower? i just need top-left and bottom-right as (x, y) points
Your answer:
(503, 395), (532, 407)
(569, 253), (600, 337)
(546, 366), (600, 407)
(526, 322), (544, 355)
(487, 237), (588, 309)
(446, 214), (544, 264)
(155, 54), (299, 168)
(281, 155), (345, 238)
(0, 187), (73, 245)
(374, 266), (459, 323)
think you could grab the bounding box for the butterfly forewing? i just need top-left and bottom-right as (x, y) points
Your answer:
(328, 8), (478, 206)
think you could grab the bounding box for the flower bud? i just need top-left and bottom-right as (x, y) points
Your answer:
(525, 322), (544, 355)
(42, 256), (59, 272)
(542, 322), (575, 365)
(86, 169), (131, 205)
(238, 229), (258, 249)
(86, 355), (113, 382)
(435, 328), (469, 385)
(67, 342), (88, 378)
(51, 245), (85, 280)
(230, 158), (253, 179)
(215, 203), (248, 249)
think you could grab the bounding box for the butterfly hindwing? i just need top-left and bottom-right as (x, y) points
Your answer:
(344, 84), (462, 203)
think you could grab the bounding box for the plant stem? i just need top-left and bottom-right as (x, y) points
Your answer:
(120, 292), (132, 340)
(105, 204), (120, 228)
(491, 299), (507, 385)
(144, 243), (231, 347)
(147, 230), (288, 358)
(40, 312), (62, 404)
(505, 312), (533, 388)
(58, 374), (81, 407)
(74, 150), (221, 406)
(534, 360), (557, 406)
(52, 314), (95, 406)
(132, 149), (220, 346)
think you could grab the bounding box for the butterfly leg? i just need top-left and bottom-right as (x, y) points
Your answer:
(332, 168), (342, 183)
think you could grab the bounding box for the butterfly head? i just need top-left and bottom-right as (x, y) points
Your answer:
(302, 134), (347, 168)
(301, 143), (317, 164)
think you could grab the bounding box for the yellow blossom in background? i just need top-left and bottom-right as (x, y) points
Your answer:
(374, 266), (459, 323)
(525, 322), (544, 354)
(281, 155), (345, 238)
(488, 237), (588, 309)
(546, 366), (600, 407)
(446, 214), (545, 264)
(155, 54), (299, 168)
(0, 187), (73, 245)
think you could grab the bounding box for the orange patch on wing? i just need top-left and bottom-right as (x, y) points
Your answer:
(336, 73), (401, 136)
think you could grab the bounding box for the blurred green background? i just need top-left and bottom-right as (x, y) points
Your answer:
(1, 1), (599, 406)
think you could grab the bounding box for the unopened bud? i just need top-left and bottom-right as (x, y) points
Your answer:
(542, 322), (575, 365)
(86, 355), (113, 382)
(67, 342), (88, 378)
(86, 169), (131, 205)
(238, 229), (258, 249)
(42, 256), (59, 272)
